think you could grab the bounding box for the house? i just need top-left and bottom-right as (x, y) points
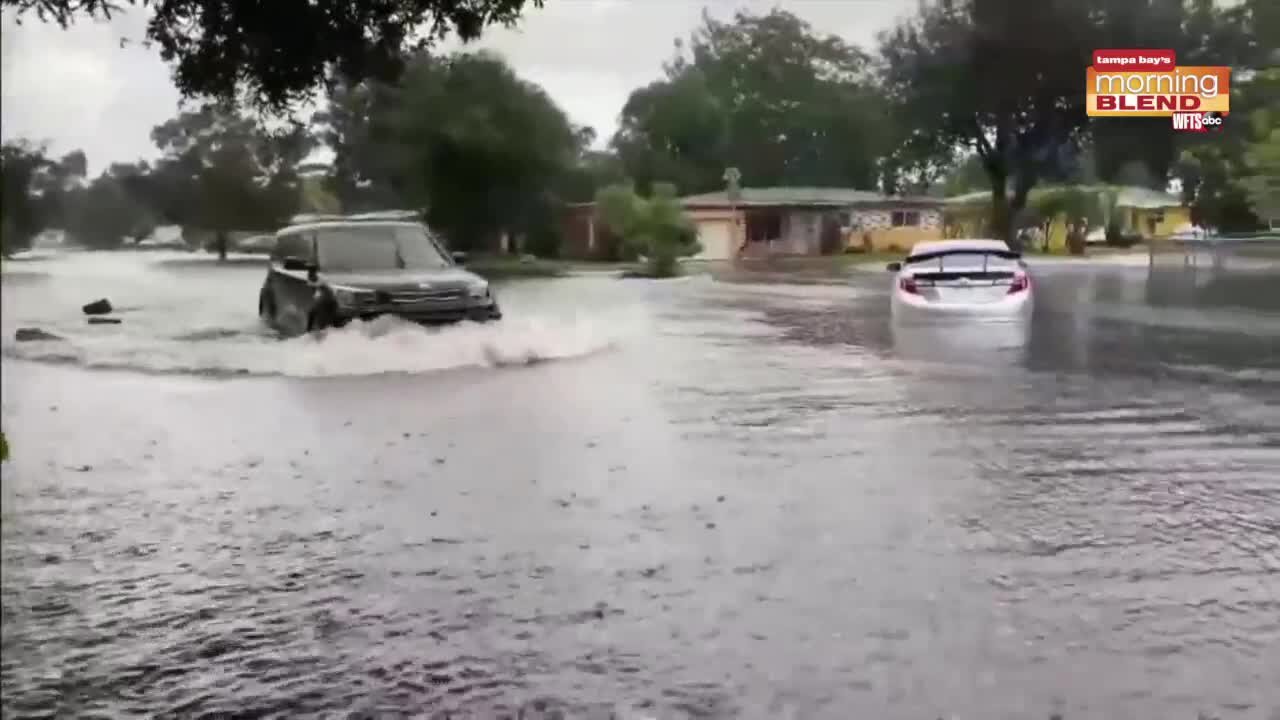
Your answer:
(560, 186), (945, 260)
(679, 187), (945, 259)
(560, 202), (623, 260)
(944, 185), (1191, 251)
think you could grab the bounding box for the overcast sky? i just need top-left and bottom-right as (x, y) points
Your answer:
(1, 0), (911, 175)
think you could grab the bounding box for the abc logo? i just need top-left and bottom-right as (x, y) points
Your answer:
(1202, 112), (1224, 126)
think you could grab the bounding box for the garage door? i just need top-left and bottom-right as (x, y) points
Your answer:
(694, 220), (734, 260)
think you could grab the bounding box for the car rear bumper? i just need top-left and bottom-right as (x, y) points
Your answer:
(891, 289), (1032, 322)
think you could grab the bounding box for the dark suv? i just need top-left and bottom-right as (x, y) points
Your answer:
(258, 217), (502, 335)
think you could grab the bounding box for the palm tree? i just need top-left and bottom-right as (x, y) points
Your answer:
(595, 182), (701, 277)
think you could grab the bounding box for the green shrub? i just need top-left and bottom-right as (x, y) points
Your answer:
(595, 182), (700, 278)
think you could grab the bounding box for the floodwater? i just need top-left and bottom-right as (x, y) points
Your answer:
(2, 250), (1278, 719)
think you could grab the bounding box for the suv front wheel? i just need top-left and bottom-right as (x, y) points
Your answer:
(306, 294), (349, 332)
(258, 288), (277, 326)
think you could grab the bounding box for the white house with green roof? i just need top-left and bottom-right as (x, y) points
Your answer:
(678, 186), (945, 259)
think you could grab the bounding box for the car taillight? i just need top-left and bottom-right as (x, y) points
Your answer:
(1007, 273), (1029, 294)
(899, 277), (919, 295)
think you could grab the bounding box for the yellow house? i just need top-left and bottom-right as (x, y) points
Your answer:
(679, 186), (944, 259)
(944, 185), (1192, 252)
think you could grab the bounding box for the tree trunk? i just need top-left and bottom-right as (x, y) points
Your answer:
(1007, 182), (1034, 253)
(988, 171), (1011, 246)
(215, 229), (228, 261)
(1066, 221), (1087, 255)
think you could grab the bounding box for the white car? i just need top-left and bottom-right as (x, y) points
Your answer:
(888, 239), (1033, 322)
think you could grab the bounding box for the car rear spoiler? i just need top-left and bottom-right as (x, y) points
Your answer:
(287, 210), (423, 224)
(908, 249), (1021, 264)
(911, 249), (1020, 269)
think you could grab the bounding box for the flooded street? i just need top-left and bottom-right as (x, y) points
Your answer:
(2, 251), (1279, 719)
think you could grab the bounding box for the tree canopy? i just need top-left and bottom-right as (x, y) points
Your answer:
(315, 51), (582, 252)
(595, 182), (700, 277)
(1175, 66), (1280, 230)
(1, 141), (87, 253)
(878, 0), (1276, 242)
(612, 9), (888, 195)
(4, 1), (1274, 258)
(4, 0), (542, 109)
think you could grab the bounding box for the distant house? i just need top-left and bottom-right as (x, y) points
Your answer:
(679, 187), (945, 259)
(944, 185), (1191, 250)
(560, 187), (944, 261)
(560, 202), (622, 260)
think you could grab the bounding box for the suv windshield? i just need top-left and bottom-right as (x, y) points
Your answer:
(315, 224), (451, 272)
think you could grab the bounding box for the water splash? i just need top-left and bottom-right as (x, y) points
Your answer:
(2, 312), (640, 378)
(2, 250), (646, 378)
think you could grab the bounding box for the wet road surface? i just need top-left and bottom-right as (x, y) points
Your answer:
(2, 251), (1279, 719)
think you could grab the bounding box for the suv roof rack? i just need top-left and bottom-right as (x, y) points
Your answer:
(287, 210), (421, 225)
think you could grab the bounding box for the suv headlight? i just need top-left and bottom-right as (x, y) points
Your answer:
(467, 281), (491, 300)
(332, 286), (371, 307)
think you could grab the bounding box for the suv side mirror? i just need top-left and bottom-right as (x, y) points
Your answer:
(282, 256), (309, 271)
(451, 251), (468, 265)
(886, 261), (902, 272)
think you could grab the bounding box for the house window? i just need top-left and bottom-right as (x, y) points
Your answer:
(747, 212), (782, 243)
(837, 211), (852, 228)
(891, 210), (921, 227)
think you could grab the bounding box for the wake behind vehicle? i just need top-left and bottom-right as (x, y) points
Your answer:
(887, 239), (1032, 322)
(258, 213), (501, 336)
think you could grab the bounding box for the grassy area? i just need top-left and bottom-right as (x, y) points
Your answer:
(563, 260), (642, 273)
(464, 255), (570, 278)
(834, 251), (906, 266)
(468, 252), (914, 278)
(465, 255), (647, 279)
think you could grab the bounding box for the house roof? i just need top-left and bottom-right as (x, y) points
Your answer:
(680, 186), (941, 208)
(945, 184), (1183, 209)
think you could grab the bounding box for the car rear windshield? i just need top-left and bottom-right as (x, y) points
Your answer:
(316, 225), (451, 272)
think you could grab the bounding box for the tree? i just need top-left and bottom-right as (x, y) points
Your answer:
(311, 79), (406, 212)
(1239, 69), (1280, 225)
(149, 104), (313, 258)
(1028, 186), (1107, 254)
(1088, 0), (1261, 188)
(62, 171), (155, 249)
(5, 0), (542, 109)
(1241, 132), (1279, 226)
(940, 154), (990, 196)
(595, 182), (700, 277)
(0, 141), (87, 253)
(613, 68), (729, 194)
(1, 141), (49, 254)
(879, 0), (1099, 248)
(299, 175), (343, 215)
(560, 126), (627, 204)
(364, 51), (580, 252)
(613, 9), (888, 195)
(1175, 67), (1279, 231)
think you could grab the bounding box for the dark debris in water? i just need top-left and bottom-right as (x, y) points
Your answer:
(14, 327), (63, 342)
